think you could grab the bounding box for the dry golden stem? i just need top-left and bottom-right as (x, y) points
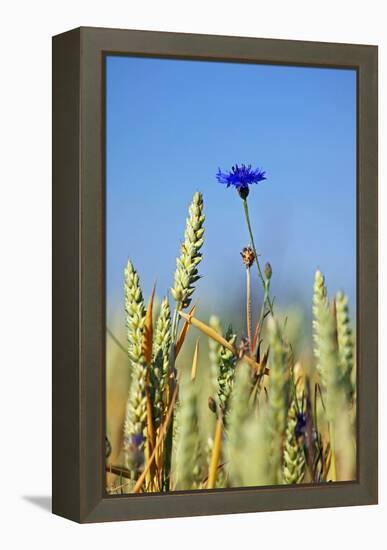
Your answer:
(132, 382), (179, 493)
(178, 311), (268, 376)
(142, 284), (156, 364)
(207, 418), (223, 489)
(145, 385), (157, 489)
(191, 339), (200, 381)
(175, 304), (197, 357)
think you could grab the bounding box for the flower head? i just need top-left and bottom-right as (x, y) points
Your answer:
(216, 164), (266, 196)
(240, 246), (255, 268)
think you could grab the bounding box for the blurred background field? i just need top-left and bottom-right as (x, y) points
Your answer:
(106, 302), (309, 467)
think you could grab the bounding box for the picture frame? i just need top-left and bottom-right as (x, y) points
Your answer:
(52, 26), (378, 523)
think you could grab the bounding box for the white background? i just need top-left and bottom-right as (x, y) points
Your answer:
(0, 1), (384, 548)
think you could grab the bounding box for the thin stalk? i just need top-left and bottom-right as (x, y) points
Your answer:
(242, 198), (274, 315)
(106, 326), (127, 355)
(191, 339), (200, 381)
(246, 267), (252, 350)
(254, 280), (270, 355)
(145, 385), (156, 489)
(207, 418), (223, 489)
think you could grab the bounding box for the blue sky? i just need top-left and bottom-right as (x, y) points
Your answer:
(106, 55), (356, 325)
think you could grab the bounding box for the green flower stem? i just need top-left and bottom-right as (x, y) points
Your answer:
(254, 280), (270, 354)
(242, 198), (274, 316)
(246, 266), (252, 349)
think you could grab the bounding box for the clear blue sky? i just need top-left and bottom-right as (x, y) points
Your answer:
(106, 55), (356, 325)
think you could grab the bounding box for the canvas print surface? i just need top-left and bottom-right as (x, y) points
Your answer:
(105, 56), (356, 494)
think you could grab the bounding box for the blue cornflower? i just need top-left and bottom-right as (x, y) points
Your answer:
(216, 164), (266, 198)
(295, 412), (307, 439)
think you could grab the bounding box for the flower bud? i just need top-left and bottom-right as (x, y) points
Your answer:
(264, 262), (272, 280)
(208, 396), (217, 414)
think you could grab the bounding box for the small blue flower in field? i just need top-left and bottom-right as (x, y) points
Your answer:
(131, 433), (145, 447)
(216, 163), (266, 198)
(295, 412), (307, 439)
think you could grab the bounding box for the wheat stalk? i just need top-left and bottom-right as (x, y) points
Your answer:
(225, 362), (253, 486)
(175, 379), (202, 490)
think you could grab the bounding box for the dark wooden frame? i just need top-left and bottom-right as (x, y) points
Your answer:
(52, 26), (378, 523)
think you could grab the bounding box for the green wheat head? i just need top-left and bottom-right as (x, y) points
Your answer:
(313, 269), (329, 387)
(282, 398), (306, 484)
(335, 291), (355, 403)
(317, 302), (342, 423)
(123, 260), (147, 477)
(217, 326), (237, 419)
(151, 297), (172, 428)
(171, 192), (205, 309)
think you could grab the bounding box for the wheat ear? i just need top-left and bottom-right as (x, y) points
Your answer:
(312, 270), (328, 387)
(151, 297), (172, 428)
(335, 291), (355, 403)
(282, 398), (306, 484)
(317, 301), (347, 481)
(123, 260), (147, 479)
(217, 326), (237, 419)
(171, 191), (205, 311)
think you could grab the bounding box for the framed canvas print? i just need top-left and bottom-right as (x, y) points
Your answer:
(52, 27), (378, 523)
